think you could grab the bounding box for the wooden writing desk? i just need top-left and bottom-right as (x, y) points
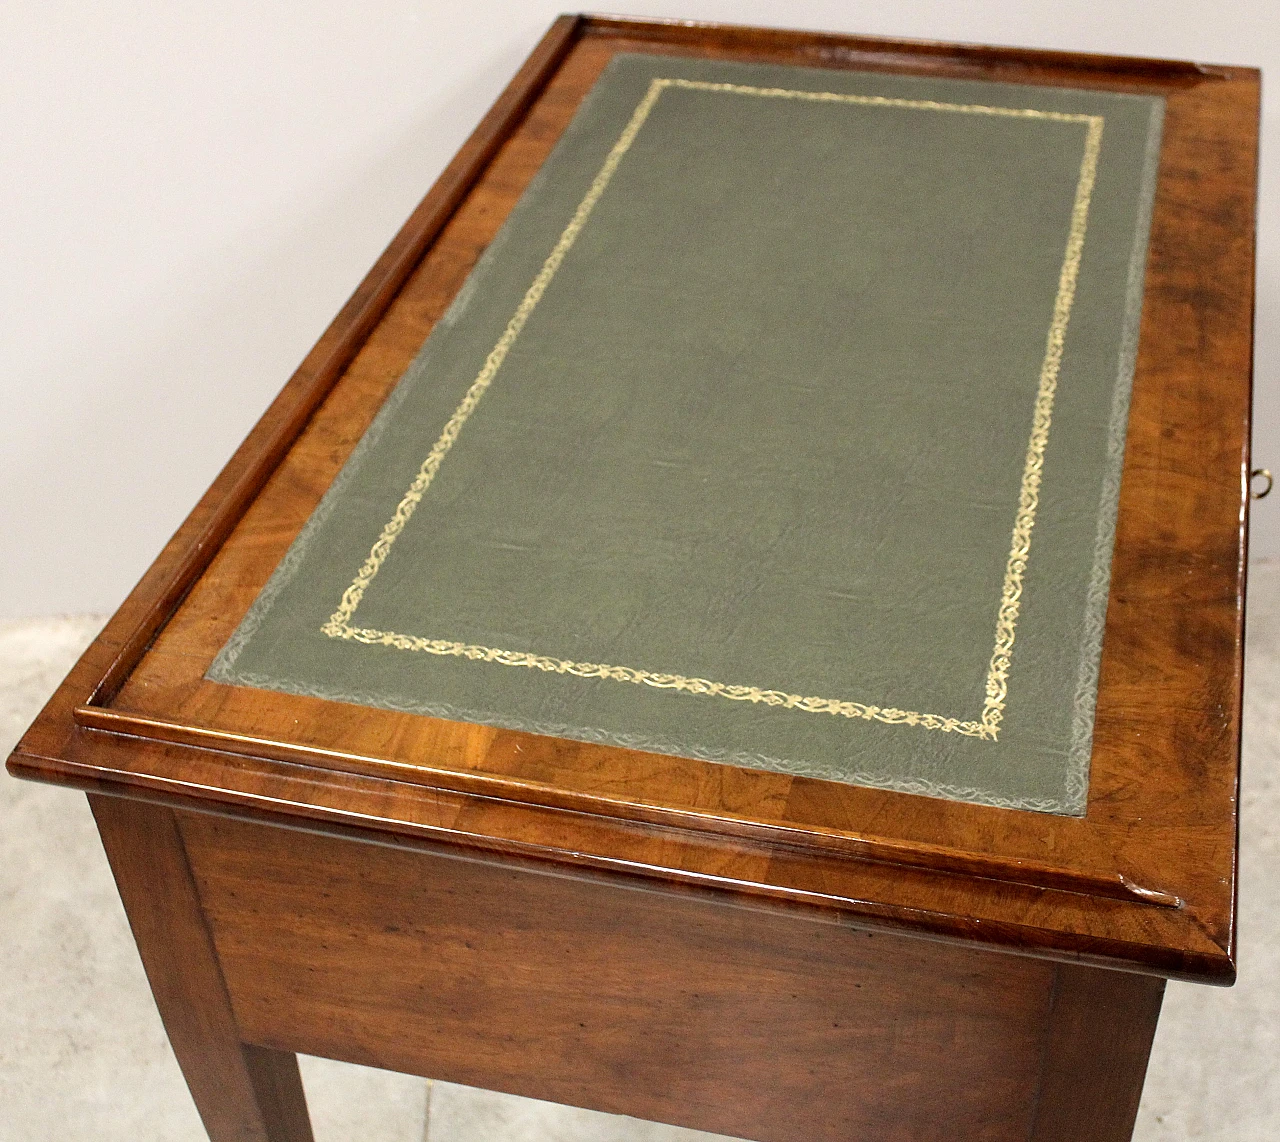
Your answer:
(8, 16), (1257, 1142)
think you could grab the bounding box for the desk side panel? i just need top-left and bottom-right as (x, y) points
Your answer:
(179, 810), (1053, 1142)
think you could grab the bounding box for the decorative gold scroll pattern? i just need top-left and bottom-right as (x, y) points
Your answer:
(322, 77), (1106, 742)
(983, 114), (1105, 736)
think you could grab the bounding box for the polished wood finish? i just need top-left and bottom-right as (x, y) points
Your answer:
(90, 795), (314, 1142)
(22, 12), (1253, 982)
(169, 802), (1159, 1142)
(21, 724), (1230, 981)
(1030, 966), (1165, 1142)
(9, 14), (1256, 1142)
(184, 808), (1052, 1142)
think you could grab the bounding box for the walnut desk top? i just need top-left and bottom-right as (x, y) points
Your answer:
(10, 15), (1258, 990)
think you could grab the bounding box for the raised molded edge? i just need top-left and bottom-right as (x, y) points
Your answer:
(73, 703), (1181, 909)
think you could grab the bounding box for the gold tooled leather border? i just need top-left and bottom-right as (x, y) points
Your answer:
(321, 77), (1105, 742)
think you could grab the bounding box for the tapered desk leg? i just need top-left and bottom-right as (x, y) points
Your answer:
(89, 794), (314, 1142)
(1031, 963), (1166, 1142)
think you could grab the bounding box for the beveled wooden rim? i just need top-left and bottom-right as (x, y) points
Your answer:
(72, 704), (1180, 908)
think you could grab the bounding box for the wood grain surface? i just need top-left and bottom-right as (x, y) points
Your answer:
(172, 802), (1162, 1142)
(90, 795), (315, 1142)
(1029, 964), (1165, 1142)
(10, 15), (1257, 984)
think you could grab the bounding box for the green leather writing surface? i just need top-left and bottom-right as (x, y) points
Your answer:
(209, 53), (1164, 814)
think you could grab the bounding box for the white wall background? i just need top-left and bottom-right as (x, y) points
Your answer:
(2, 1), (1274, 618)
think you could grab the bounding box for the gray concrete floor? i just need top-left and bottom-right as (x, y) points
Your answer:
(3, 566), (1277, 1140)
